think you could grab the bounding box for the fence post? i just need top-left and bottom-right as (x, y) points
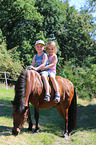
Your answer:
(4, 72), (8, 90)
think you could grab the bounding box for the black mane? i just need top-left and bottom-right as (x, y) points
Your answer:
(14, 69), (27, 112)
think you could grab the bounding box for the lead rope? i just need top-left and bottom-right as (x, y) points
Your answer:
(0, 126), (12, 132)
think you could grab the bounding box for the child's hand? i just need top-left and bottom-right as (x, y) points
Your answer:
(41, 66), (45, 71)
(30, 66), (37, 71)
(26, 66), (31, 70)
(26, 66), (37, 71)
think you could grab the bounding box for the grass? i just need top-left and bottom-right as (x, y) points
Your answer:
(0, 83), (96, 145)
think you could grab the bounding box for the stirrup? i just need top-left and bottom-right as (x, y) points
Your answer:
(44, 94), (50, 102)
(54, 95), (60, 103)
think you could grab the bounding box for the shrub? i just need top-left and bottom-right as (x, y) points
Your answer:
(0, 34), (23, 81)
(59, 57), (96, 100)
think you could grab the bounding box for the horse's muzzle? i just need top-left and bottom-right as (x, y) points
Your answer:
(12, 127), (20, 135)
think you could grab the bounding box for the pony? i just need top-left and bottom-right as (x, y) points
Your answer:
(11, 69), (77, 137)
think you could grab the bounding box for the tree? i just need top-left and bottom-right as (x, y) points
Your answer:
(87, 0), (96, 12)
(0, 0), (43, 49)
(0, 0), (95, 67)
(0, 0), (45, 66)
(0, 29), (23, 78)
(35, 0), (95, 63)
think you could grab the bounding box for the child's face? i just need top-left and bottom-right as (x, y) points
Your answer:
(47, 45), (54, 56)
(35, 44), (45, 53)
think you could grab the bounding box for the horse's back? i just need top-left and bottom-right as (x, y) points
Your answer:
(28, 71), (74, 108)
(55, 76), (74, 92)
(28, 70), (73, 90)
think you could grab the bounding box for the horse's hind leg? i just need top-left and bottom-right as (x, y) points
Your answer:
(27, 105), (33, 131)
(56, 105), (64, 117)
(56, 105), (67, 137)
(61, 104), (69, 138)
(63, 109), (69, 138)
(56, 104), (69, 138)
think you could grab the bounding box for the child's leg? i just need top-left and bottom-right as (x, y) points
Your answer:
(49, 73), (60, 103)
(41, 74), (50, 95)
(49, 73), (59, 92)
(41, 71), (50, 102)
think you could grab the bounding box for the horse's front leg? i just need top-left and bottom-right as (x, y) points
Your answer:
(34, 108), (40, 133)
(27, 106), (33, 131)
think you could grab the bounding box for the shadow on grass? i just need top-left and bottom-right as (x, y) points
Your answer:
(77, 104), (96, 130)
(0, 99), (12, 118)
(0, 98), (96, 136)
(0, 126), (12, 136)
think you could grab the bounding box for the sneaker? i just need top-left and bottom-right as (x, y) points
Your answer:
(44, 94), (50, 102)
(54, 95), (60, 103)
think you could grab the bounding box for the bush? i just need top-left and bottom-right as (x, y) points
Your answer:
(59, 57), (96, 100)
(0, 47), (23, 79)
(0, 39), (23, 81)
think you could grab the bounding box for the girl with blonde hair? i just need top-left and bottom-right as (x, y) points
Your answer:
(43, 41), (60, 103)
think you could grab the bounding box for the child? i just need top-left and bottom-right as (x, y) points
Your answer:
(42, 41), (60, 103)
(29, 40), (50, 101)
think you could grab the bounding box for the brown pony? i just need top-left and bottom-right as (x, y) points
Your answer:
(11, 69), (77, 137)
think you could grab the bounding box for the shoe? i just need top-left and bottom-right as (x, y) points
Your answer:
(44, 94), (50, 102)
(54, 95), (60, 103)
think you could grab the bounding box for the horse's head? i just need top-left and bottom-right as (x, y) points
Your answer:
(11, 101), (29, 135)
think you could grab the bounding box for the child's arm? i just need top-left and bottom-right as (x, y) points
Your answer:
(32, 55), (35, 66)
(43, 54), (57, 70)
(30, 53), (48, 71)
(29, 55), (36, 70)
(35, 53), (48, 71)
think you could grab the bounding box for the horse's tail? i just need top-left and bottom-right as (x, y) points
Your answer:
(68, 88), (77, 133)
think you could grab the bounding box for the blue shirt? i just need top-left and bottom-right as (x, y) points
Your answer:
(35, 53), (49, 73)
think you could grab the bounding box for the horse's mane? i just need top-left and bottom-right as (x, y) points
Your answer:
(14, 69), (27, 112)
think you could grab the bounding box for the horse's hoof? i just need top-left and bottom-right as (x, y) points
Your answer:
(12, 128), (20, 136)
(33, 128), (40, 133)
(64, 133), (69, 138)
(27, 127), (32, 131)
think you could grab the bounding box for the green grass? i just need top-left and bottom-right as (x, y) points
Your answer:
(0, 83), (96, 145)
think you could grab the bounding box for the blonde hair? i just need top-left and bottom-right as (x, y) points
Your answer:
(46, 41), (57, 54)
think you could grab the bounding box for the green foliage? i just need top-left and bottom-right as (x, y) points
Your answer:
(56, 6), (95, 61)
(35, 0), (66, 35)
(0, 29), (23, 80)
(35, 0), (95, 63)
(0, 29), (4, 44)
(0, 0), (43, 49)
(0, 47), (23, 79)
(0, 0), (96, 99)
(59, 57), (96, 99)
(17, 40), (33, 67)
(0, 0), (95, 67)
(86, 0), (96, 12)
